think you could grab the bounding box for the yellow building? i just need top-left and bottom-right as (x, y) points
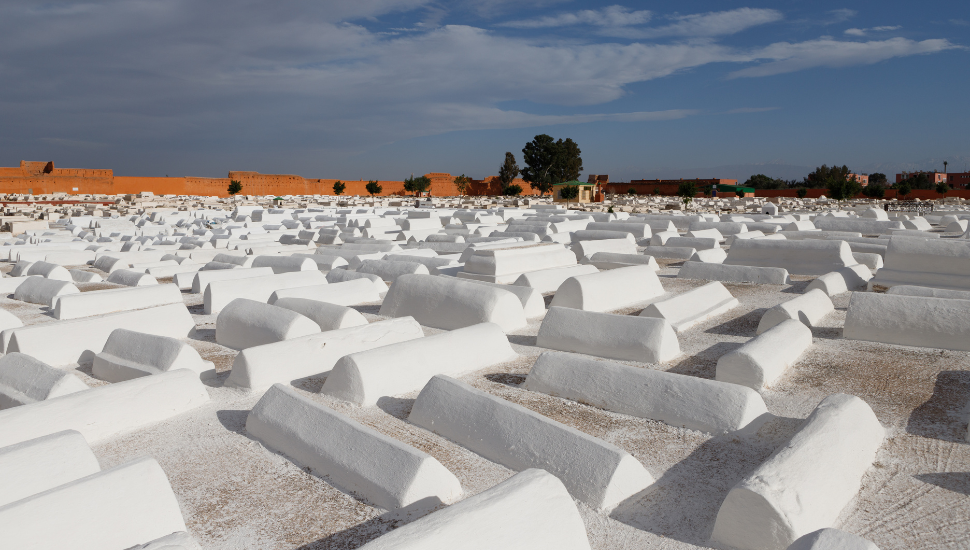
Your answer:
(552, 181), (598, 204)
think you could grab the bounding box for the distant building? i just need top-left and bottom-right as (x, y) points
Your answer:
(552, 181), (598, 204)
(587, 174), (609, 184)
(944, 172), (970, 189)
(896, 171), (947, 185)
(847, 173), (869, 187)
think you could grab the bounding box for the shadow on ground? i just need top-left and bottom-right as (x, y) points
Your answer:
(907, 370), (970, 442)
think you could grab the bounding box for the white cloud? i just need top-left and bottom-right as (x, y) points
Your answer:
(608, 8), (783, 39)
(844, 25), (901, 36)
(826, 9), (856, 24)
(729, 37), (961, 79)
(498, 5), (651, 28)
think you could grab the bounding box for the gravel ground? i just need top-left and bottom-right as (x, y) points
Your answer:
(4, 260), (969, 550)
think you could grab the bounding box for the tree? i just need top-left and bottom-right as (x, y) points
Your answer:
(869, 173), (887, 186)
(862, 185), (885, 199)
(804, 164), (851, 189)
(521, 134), (556, 195)
(796, 188), (808, 199)
(678, 181), (697, 207)
(827, 175), (862, 202)
(744, 174), (788, 190)
(503, 184), (523, 196)
(521, 135), (583, 194)
(365, 180), (382, 196)
(549, 138), (583, 184)
(936, 181), (950, 197)
(897, 182), (912, 198)
(735, 188), (745, 198)
(653, 187), (660, 195)
(332, 180), (346, 196)
(403, 175), (431, 196)
(898, 172), (932, 190)
(453, 174), (469, 196)
(559, 185), (579, 208)
(227, 180), (242, 196)
(627, 188), (636, 195)
(498, 153), (519, 189)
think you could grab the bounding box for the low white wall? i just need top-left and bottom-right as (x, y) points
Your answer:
(0, 430), (100, 507)
(639, 281), (738, 332)
(0, 352), (88, 409)
(12, 276), (79, 307)
(247, 384), (462, 510)
(106, 269), (158, 287)
(524, 351), (767, 433)
(3, 303), (195, 365)
(226, 317), (424, 391)
(190, 266), (274, 293)
(711, 394), (884, 550)
(537, 306), (680, 363)
(54, 284), (183, 320)
(251, 255), (318, 274)
(678, 261), (790, 285)
(0, 369), (208, 448)
(410, 375), (653, 511)
(844, 292), (970, 351)
(512, 264), (599, 294)
(716, 319), (813, 390)
(380, 274), (527, 332)
(216, 298), (319, 350)
(550, 266), (665, 312)
(93, 328), (213, 382)
(204, 271), (327, 314)
(0, 457), (188, 550)
(355, 469), (590, 549)
(323, 323), (517, 406)
(757, 289), (835, 334)
(273, 297), (368, 331)
(725, 239), (856, 276)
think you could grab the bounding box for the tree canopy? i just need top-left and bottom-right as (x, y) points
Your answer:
(332, 180), (346, 196)
(503, 184), (523, 196)
(677, 181), (697, 205)
(803, 164), (851, 189)
(898, 172), (933, 190)
(861, 185), (885, 199)
(827, 175), (862, 202)
(558, 184), (579, 205)
(521, 134), (583, 195)
(227, 180), (242, 196)
(498, 153), (519, 188)
(403, 175), (431, 195)
(744, 174), (788, 189)
(453, 174), (469, 196)
(365, 180), (382, 196)
(869, 173), (888, 186)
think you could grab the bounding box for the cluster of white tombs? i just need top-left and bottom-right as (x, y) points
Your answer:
(1, 202), (969, 550)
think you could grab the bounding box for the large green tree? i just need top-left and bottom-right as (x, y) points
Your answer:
(498, 153), (519, 189)
(549, 138), (583, 183)
(365, 180), (382, 196)
(803, 164), (851, 189)
(227, 180), (242, 196)
(899, 172), (933, 190)
(744, 174), (788, 189)
(521, 134), (556, 195)
(678, 181), (697, 206)
(332, 180), (346, 195)
(521, 135), (583, 194)
(869, 173), (887, 186)
(403, 175), (431, 195)
(827, 175), (862, 202)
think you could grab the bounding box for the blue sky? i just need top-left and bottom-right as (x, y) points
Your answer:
(1, 1), (967, 182)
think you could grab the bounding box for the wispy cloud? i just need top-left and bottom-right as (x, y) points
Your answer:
(825, 9), (856, 24)
(607, 8), (783, 39)
(845, 25), (901, 36)
(729, 37), (961, 79)
(498, 5), (651, 28)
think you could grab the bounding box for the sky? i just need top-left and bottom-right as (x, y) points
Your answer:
(1, 0), (968, 183)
